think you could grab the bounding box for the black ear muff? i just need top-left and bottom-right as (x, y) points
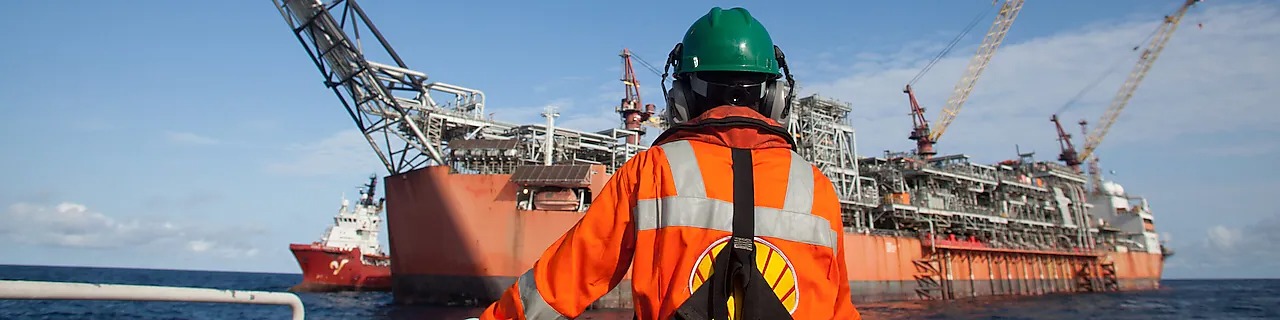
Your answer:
(759, 45), (796, 125)
(661, 43), (693, 124)
(761, 79), (792, 123)
(666, 77), (692, 123)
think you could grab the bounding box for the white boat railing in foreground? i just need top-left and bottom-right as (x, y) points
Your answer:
(0, 280), (305, 320)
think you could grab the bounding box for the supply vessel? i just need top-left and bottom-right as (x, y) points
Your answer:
(288, 175), (392, 292)
(273, 0), (1189, 306)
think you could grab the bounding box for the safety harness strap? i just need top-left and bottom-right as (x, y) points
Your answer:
(671, 148), (792, 320)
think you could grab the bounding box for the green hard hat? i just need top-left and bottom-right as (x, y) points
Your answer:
(675, 7), (781, 77)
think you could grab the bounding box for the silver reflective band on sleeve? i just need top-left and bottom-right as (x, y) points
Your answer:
(661, 140), (706, 198)
(634, 196), (837, 249)
(517, 268), (568, 320)
(783, 151), (815, 214)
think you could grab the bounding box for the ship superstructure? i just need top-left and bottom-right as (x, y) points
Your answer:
(272, 0), (1192, 305)
(1090, 181), (1165, 255)
(288, 175), (392, 292)
(314, 175), (388, 262)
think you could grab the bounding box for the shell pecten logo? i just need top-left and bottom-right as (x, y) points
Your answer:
(688, 236), (799, 316)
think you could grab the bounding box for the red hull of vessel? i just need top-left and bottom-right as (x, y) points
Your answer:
(383, 165), (1165, 306)
(288, 243), (391, 292)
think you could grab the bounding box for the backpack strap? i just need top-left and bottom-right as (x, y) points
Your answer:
(671, 148), (792, 320)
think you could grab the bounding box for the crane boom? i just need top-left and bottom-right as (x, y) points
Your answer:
(274, 0), (664, 176)
(928, 0), (1025, 143)
(907, 0), (1025, 157)
(272, 0), (489, 174)
(1078, 0), (1200, 163)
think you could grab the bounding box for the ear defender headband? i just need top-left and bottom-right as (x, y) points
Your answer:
(660, 44), (797, 125)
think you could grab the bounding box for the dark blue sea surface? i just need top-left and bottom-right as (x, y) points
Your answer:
(1, 264), (1276, 319)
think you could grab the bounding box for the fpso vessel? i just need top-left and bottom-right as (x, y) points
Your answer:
(382, 104), (1169, 306)
(273, 0), (1174, 308)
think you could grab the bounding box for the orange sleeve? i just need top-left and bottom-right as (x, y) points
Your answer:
(812, 167), (861, 320)
(479, 158), (641, 320)
(831, 223), (861, 320)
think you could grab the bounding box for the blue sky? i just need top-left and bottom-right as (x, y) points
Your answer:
(1, 1), (1277, 279)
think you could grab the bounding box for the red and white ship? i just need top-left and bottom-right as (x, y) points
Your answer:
(288, 175), (392, 292)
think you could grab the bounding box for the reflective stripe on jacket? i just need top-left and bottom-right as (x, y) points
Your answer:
(479, 106), (860, 320)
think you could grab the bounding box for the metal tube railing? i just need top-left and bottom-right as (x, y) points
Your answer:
(0, 280), (305, 320)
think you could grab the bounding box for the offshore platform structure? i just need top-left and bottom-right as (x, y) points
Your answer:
(860, 0), (1199, 299)
(856, 0), (1121, 299)
(272, 0), (653, 181)
(787, 95), (875, 231)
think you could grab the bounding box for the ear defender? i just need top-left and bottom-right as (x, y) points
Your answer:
(662, 43), (698, 124)
(665, 78), (692, 124)
(761, 79), (792, 122)
(759, 45), (796, 125)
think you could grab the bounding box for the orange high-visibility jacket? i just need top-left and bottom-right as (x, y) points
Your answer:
(480, 106), (860, 320)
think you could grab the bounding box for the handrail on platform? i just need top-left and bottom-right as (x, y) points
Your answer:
(0, 280), (305, 320)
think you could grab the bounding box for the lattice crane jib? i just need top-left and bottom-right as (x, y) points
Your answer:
(273, 0), (489, 175)
(1077, 0), (1201, 164)
(908, 0), (1026, 157)
(930, 0), (1025, 142)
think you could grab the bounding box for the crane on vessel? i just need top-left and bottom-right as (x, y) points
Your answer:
(1053, 0), (1202, 186)
(905, 0), (1025, 158)
(617, 48), (663, 145)
(1050, 114), (1080, 169)
(273, 0), (662, 175)
(271, 0), (491, 174)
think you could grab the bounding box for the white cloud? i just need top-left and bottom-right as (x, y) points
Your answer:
(187, 240), (213, 252)
(1206, 225), (1242, 250)
(165, 131), (220, 146)
(186, 239), (258, 258)
(264, 129), (384, 177)
(799, 2), (1280, 159)
(1186, 215), (1280, 272)
(0, 201), (262, 259)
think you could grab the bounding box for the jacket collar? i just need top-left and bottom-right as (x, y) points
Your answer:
(651, 106), (796, 150)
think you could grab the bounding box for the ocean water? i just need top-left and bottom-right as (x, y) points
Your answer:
(1, 264), (1276, 319)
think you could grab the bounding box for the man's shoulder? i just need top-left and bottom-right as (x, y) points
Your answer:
(785, 151), (842, 207)
(784, 150), (835, 185)
(615, 143), (674, 174)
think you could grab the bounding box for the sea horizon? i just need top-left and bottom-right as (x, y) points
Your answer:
(2, 263), (1276, 282)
